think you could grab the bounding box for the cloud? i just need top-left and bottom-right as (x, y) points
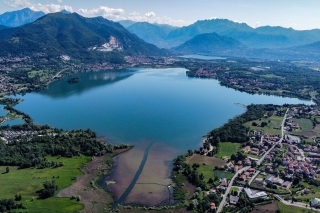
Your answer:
(78, 6), (125, 20)
(128, 11), (189, 26)
(145, 12), (155, 17)
(4, 0), (73, 13)
(4, 0), (189, 26)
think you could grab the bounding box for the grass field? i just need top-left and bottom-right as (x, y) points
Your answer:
(292, 118), (313, 132)
(215, 142), (241, 159)
(277, 202), (317, 213)
(213, 170), (234, 180)
(244, 115), (283, 135)
(197, 165), (214, 182)
(0, 156), (91, 212)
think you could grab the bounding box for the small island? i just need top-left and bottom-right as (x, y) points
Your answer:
(67, 77), (80, 84)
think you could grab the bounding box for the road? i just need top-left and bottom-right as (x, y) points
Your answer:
(274, 194), (320, 212)
(216, 166), (250, 213)
(248, 170), (260, 185)
(217, 109), (288, 213)
(257, 108), (288, 165)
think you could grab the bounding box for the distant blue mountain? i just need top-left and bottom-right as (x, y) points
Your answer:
(60, 9), (71, 15)
(0, 8), (45, 27)
(118, 20), (136, 28)
(0, 25), (8, 30)
(126, 22), (178, 48)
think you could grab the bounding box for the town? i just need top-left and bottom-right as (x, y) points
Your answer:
(196, 104), (320, 212)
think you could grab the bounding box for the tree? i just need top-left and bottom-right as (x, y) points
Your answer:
(5, 166), (9, 173)
(15, 193), (21, 201)
(39, 180), (58, 199)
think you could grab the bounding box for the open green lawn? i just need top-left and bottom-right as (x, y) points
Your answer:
(292, 118), (314, 132)
(277, 202), (316, 213)
(244, 115), (283, 135)
(197, 165), (214, 182)
(0, 156), (91, 212)
(297, 181), (320, 200)
(216, 142), (241, 158)
(213, 170), (234, 180)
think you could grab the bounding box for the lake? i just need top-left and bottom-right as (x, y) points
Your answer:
(1, 119), (24, 126)
(0, 105), (6, 116)
(14, 68), (312, 205)
(15, 68), (311, 150)
(179, 54), (226, 60)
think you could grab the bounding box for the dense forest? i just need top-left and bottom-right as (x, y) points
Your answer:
(0, 124), (114, 169)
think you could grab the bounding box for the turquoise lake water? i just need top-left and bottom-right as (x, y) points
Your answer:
(14, 68), (312, 151)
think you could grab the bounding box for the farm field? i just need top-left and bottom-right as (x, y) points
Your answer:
(187, 154), (226, 167)
(215, 142), (241, 159)
(277, 202), (317, 213)
(244, 115), (283, 135)
(0, 156), (91, 213)
(292, 118), (313, 132)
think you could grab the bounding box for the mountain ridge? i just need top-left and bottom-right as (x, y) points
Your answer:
(0, 8), (45, 27)
(0, 12), (168, 61)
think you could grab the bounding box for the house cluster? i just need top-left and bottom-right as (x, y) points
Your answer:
(288, 106), (320, 118)
(243, 134), (281, 157)
(217, 178), (228, 192)
(265, 174), (292, 189)
(1, 130), (39, 144)
(239, 168), (256, 181)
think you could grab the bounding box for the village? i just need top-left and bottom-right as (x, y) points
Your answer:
(205, 105), (320, 212)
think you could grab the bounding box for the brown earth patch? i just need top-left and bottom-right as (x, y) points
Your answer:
(291, 124), (320, 138)
(57, 155), (113, 213)
(250, 202), (278, 213)
(118, 207), (190, 213)
(184, 181), (197, 199)
(187, 154), (226, 167)
(125, 142), (179, 206)
(107, 147), (144, 200)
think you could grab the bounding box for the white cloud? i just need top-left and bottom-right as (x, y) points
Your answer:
(4, 0), (73, 13)
(4, 0), (189, 26)
(145, 12), (155, 18)
(128, 11), (189, 26)
(78, 6), (125, 20)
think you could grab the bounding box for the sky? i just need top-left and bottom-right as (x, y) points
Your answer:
(1, 0), (320, 30)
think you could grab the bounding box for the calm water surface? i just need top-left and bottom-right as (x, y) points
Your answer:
(1, 119), (24, 126)
(179, 55), (226, 60)
(14, 68), (311, 151)
(0, 106), (6, 116)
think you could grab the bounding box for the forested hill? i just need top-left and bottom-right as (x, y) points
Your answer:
(173, 32), (245, 54)
(0, 12), (169, 62)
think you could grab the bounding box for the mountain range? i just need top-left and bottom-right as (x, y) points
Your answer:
(0, 12), (167, 62)
(124, 18), (320, 49)
(0, 8), (45, 27)
(1, 8), (320, 61)
(173, 32), (245, 55)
